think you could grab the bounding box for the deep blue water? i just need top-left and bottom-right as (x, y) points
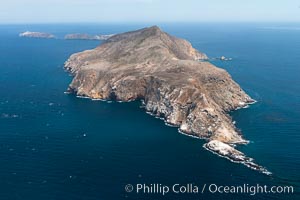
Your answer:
(0, 23), (299, 200)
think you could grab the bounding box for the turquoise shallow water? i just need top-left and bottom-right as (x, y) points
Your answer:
(0, 24), (299, 200)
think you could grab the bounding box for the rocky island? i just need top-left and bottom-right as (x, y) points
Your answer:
(19, 31), (55, 39)
(64, 33), (114, 40)
(64, 26), (270, 174)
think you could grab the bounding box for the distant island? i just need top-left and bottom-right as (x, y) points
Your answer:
(64, 26), (270, 174)
(64, 33), (115, 40)
(19, 31), (115, 41)
(19, 31), (55, 39)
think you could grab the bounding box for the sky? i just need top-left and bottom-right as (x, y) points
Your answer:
(0, 0), (300, 23)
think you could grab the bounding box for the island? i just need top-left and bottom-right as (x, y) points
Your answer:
(19, 31), (56, 39)
(64, 26), (270, 174)
(64, 33), (115, 40)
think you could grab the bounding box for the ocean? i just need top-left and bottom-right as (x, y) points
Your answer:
(0, 23), (299, 200)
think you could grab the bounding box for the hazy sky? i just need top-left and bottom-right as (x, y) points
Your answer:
(1, 0), (300, 23)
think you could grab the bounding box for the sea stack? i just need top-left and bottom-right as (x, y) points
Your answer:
(64, 26), (269, 174)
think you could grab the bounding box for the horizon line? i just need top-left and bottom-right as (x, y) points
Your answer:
(1, 21), (300, 25)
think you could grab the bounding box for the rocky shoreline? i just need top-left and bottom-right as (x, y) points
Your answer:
(64, 26), (270, 174)
(204, 140), (271, 175)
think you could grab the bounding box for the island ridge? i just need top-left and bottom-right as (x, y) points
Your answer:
(64, 26), (270, 174)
